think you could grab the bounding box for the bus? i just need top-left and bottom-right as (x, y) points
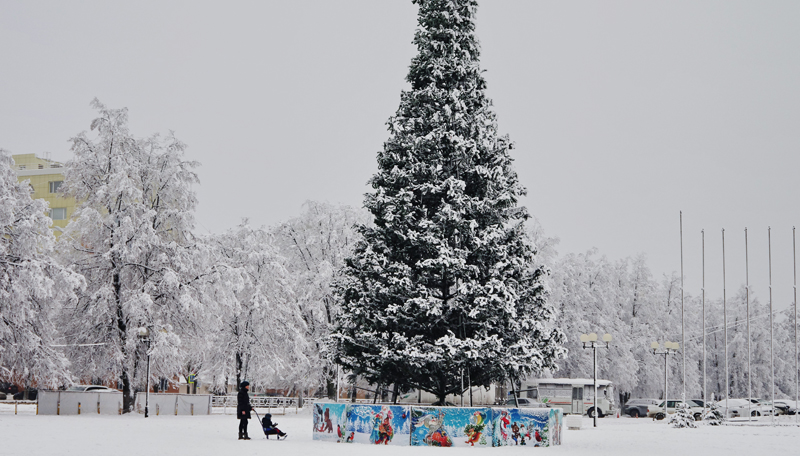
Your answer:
(518, 378), (615, 417)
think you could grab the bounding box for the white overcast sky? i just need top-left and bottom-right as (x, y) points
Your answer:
(2, 1), (799, 313)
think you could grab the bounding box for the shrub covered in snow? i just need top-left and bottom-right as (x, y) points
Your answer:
(702, 402), (725, 426)
(669, 403), (697, 428)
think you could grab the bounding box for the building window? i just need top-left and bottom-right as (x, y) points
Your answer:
(49, 181), (63, 193)
(50, 208), (67, 220)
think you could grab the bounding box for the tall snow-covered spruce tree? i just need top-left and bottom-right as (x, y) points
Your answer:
(331, 0), (565, 404)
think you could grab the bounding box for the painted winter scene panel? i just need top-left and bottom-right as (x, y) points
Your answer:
(313, 402), (349, 442)
(492, 408), (562, 447)
(410, 406), (493, 447)
(344, 404), (412, 445)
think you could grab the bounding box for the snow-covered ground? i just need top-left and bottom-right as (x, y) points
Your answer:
(1, 405), (799, 456)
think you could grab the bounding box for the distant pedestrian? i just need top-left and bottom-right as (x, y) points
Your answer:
(237, 381), (253, 440)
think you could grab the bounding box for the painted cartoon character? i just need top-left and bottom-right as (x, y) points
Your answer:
(498, 410), (510, 441)
(464, 410), (487, 446)
(377, 415), (394, 444)
(337, 424), (344, 442)
(535, 429), (543, 445)
(465, 427), (480, 446)
(370, 410), (383, 444)
(314, 405), (325, 432)
(511, 422), (520, 445)
(421, 412), (452, 447)
(324, 408), (333, 433)
(346, 432), (355, 443)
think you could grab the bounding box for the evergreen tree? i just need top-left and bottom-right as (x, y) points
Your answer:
(668, 402), (697, 428)
(331, 0), (564, 404)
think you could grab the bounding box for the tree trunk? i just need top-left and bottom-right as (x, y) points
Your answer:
(113, 268), (134, 413)
(235, 352), (243, 390)
(325, 364), (337, 399)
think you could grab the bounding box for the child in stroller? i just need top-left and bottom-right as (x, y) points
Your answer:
(261, 413), (287, 440)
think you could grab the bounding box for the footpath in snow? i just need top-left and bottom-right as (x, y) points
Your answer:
(1, 406), (799, 456)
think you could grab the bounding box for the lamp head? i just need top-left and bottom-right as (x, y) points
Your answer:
(588, 333), (598, 342)
(651, 342), (660, 350)
(602, 334), (612, 342)
(137, 327), (150, 338)
(580, 334), (590, 343)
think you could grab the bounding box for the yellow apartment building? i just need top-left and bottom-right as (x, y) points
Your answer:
(12, 153), (77, 235)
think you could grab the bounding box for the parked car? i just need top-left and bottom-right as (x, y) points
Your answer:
(0, 392), (6, 400)
(647, 400), (704, 420)
(715, 398), (778, 417)
(12, 390), (37, 401)
(66, 385), (119, 393)
(623, 399), (660, 418)
(774, 399), (799, 415)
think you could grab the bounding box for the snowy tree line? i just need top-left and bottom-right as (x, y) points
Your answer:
(0, 101), (370, 410)
(534, 228), (800, 404)
(2, 101), (797, 409)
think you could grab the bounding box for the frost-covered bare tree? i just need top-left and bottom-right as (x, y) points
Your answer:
(194, 221), (307, 392)
(57, 100), (200, 412)
(273, 201), (368, 398)
(0, 150), (83, 393)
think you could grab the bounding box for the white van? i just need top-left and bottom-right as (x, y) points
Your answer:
(519, 378), (615, 417)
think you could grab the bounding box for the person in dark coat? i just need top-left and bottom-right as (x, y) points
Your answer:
(237, 381), (253, 440)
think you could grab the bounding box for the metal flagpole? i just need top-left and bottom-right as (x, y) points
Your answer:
(594, 346), (598, 428)
(680, 212), (686, 403)
(723, 228), (728, 414)
(746, 228), (751, 421)
(769, 227), (775, 423)
(702, 229), (706, 410)
(794, 227), (798, 425)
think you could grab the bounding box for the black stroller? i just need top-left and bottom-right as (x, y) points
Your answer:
(254, 411), (287, 440)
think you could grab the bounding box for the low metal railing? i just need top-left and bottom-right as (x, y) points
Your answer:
(0, 400), (37, 415)
(212, 395), (309, 414)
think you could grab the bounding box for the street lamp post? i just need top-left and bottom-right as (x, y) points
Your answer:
(651, 341), (680, 420)
(137, 327), (151, 418)
(580, 332), (612, 428)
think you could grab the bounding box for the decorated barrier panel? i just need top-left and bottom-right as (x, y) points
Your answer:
(491, 407), (562, 447)
(411, 406), (492, 447)
(346, 404), (412, 445)
(312, 403), (562, 447)
(312, 402), (349, 442)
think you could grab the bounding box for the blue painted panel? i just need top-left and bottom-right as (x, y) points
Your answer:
(345, 404), (412, 445)
(491, 407), (563, 447)
(312, 402), (349, 442)
(410, 406), (493, 447)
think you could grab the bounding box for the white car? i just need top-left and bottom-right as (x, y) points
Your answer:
(66, 385), (119, 393)
(715, 398), (778, 418)
(647, 400), (705, 420)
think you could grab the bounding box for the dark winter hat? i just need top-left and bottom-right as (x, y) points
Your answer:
(240, 381), (250, 388)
